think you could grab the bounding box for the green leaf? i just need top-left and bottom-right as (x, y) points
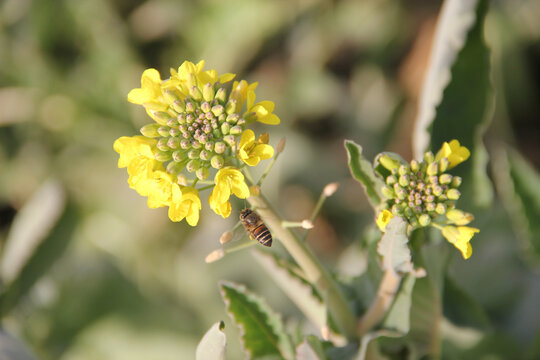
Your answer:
(443, 275), (490, 330)
(219, 281), (294, 360)
(413, 0), (493, 207)
(382, 275), (416, 334)
(344, 140), (384, 208)
(0, 183), (76, 316)
(196, 321), (226, 360)
(252, 250), (326, 330)
(494, 148), (540, 260)
(296, 335), (328, 360)
(0, 330), (38, 360)
(377, 217), (414, 274)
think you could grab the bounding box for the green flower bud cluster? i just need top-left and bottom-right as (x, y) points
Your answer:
(140, 81), (247, 181)
(379, 151), (462, 228)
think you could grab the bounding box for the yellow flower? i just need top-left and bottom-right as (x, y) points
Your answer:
(245, 87), (280, 125)
(127, 69), (167, 111)
(143, 170), (175, 208)
(446, 209), (474, 226)
(238, 130), (274, 166)
(229, 80), (258, 110)
(168, 185), (202, 226)
(209, 167), (250, 218)
(435, 140), (470, 169)
(441, 226), (479, 259)
(113, 136), (157, 168)
(166, 60), (236, 96)
(376, 210), (393, 232)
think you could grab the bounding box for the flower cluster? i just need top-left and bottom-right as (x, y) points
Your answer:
(114, 60), (279, 225)
(375, 140), (479, 259)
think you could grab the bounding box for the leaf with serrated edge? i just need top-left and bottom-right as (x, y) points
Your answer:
(296, 335), (328, 360)
(196, 321), (226, 360)
(219, 281), (294, 360)
(344, 140), (384, 208)
(252, 250), (326, 330)
(377, 217), (414, 274)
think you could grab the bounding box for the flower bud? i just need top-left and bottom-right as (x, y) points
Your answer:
(446, 209), (474, 225)
(223, 135), (236, 147)
(164, 89), (180, 104)
(157, 138), (170, 151)
(177, 173), (188, 186)
(427, 162), (439, 176)
(177, 113), (186, 124)
(435, 203), (446, 215)
(418, 214), (432, 227)
(189, 86), (203, 101)
(172, 99), (185, 113)
(211, 155), (224, 169)
(203, 83), (215, 102)
(155, 151), (172, 162)
(186, 159), (201, 172)
(225, 99), (237, 114)
(167, 137), (180, 149)
(226, 113), (240, 124)
(398, 165), (409, 176)
(220, 231), (233, 244)
(447, 189), (461, 200)
(157, 126), (171, 137)
(214, 142), (226, 154)
(172, 150), (184, 162)
(386, 175), (397, 185)
(323, 182), (339, 197)
(301, 220), (314, 229)
(451, 176), (462, 188)
(221, 122), (231, 135)
(188, 149), (200, 159)
(167, 161), (184, 174)
(410, 159), (420, 172)
(432, 185), (443, 197)
(424, 151), (434, 164)
(199, 150), (210, 161)
(205, 249), (224, 263)
(151, 111), (171, 125)
(196, 167), (209, 180)
(439, 157), (449, 172)
(396, 188), (407, 200)
(180, 139), (190, 149)
(212, 105), (224, 117)
(169, 128), (180, 137)
(379, 154), (400, 171)
(398, 175), (409, 187)
(230, 125), (243, 135)
(276, 137), (286, 154)
(215, 87), (227, 103)
(185, 102), (195, 113)
(439, 174), (452, 185)
(381, 186), (395, 199)
(200, 101), (211, 113)
(425, 202), (436, 212)
(140, 123), (161, 138)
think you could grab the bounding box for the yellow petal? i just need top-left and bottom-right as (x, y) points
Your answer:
(435, 139), (470, 169)
(252, 144), (274, 160)
(239, 129), (256, 147)
(376, 210), (393, 232)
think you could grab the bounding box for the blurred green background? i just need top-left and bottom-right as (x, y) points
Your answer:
(1, 0), (539, 359)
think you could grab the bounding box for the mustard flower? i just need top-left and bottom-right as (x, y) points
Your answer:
(209, 168), (250, 218)
(115, 60), (279, 226)
(441, 226), (479, 259)
(238, 129), (274, 166)
(376, 210), (393, 232)
(435, 139), (470, 169)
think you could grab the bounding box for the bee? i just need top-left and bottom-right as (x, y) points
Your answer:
(240, 208), (272, 247)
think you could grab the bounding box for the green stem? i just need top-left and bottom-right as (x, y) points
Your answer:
(301, 190), (328, 241)
(247, 193), (357, 340)
(257, 156), (278, 186)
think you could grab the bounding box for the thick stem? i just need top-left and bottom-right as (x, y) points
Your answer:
(247, 194), (357, 340)
(357, 269), (401, 337)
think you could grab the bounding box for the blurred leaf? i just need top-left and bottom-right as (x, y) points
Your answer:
(0, 330), (38, 360)
(413, 0), (493, 207)
(296, 335), (328, 360)
(219, 281), (294, 360)
(528, 328), (540, 360)
(443, 275), (490, 330)
(381, 275), (416, 334)
(0, 180), (66, 285)
(196, 321), (226, 360)
(494, 148), (540, 260)
(344, 140), (384, 208)
(0, 188), (76, 316)
(377, 217), (414, 274)
(357, 330), (403, 360)
(252, 250), (326, 330)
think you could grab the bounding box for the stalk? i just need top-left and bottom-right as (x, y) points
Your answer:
(247, 193), (357, 340)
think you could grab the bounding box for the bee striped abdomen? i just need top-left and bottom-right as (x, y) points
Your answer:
(252, 223), (272, 247)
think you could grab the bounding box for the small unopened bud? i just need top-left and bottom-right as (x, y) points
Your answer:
(172, 150), (183, 162)
(139, 123), (160, 138)
(226, 113), (240, 124)
(215, 87), (227, 103)
(451, 176), (462, 188)
(398, 165), (408, 176)
(323, 182), (339, 197)
(205, 249), (225, 263)
(157, 139), (170, 151)
(164, 89), (180, 104)
(439, 174), (452, 185)
(427, 162), (439, 176)
(214, 142), (226, 154)
(225, 99), (237, 114)
(157, 126), (171, 137)
(425, 202), (436, 212)
(221, 122), (230, 135)
(398, 175), (409, 187)
(223, 135), (236, 147)
(432, 185), (443, 197)
(439, 157), (449, 172)
(167, 137), (180, 150)
(189, 86), (203, 101)
(199, 150), (210, 161)
(301, 220), (314, 229)
(185, 102), (195, 113)
(378, 154), (400, 171)
(200, 101), (211, 113)
(188, 149), (200, 159)
(151, 111), (171, 125)
(381, 186), (394, 199)
(177, 173), (188, 186)
(155, 151), (172, 162)
(203, 83), (215, 101)
(435, 203), (446, 215)
(229, 125), (243, 135)
(410, 159), (420, 172)
(418, 214), (431, 227)
(276, 137), (286, 154)
(396, 188), (407, 200)
(447, 189), (461, 200)
(211, 105), (224, 117)
(386, 175), (397, 185)
(167, 161), (184, 174)
(186, 159), (201, 172)
(172, 99), (185, 113)
(178, 114), (186, 124)
(424, 151), (434, 164)
(220, 231), (234, 244)
(169, 128), (180, 137)
(211, 155), (224, 169)
(180, 139), (190, 149)
(196, 167), (209, 180)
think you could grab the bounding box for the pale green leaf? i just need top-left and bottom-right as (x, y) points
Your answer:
(344, 140), (384, 208)
(196, 321), (226, 360)
(377, 217), (414, 274)
(381, 275), (416, 334)
(296, 335), (328, 360)
(219, 281), (294, 360)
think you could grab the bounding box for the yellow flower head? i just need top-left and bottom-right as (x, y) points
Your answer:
(117, 60), (280, 226)
(441, 225), (479, 259)
(209, 168), (250, 218)
(435, 140), (470, 169)
(238, 130), (274, 166)
(376, 210), (393, 232)
(446, 209), (474, 226)
(169, 185), (202, 226)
